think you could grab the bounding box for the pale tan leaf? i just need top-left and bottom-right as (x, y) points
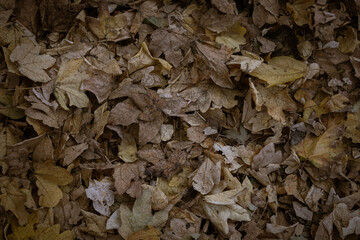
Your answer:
(10, 42), (56, 82)
(249, 56), (307, 86)
(54, 58), (90, 110)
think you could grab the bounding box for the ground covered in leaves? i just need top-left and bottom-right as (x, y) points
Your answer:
(0, 0), (360, 239)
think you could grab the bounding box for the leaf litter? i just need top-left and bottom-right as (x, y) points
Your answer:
(0, 0), (360, 239)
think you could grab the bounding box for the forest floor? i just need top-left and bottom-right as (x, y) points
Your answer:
(0, 0), (360, 239)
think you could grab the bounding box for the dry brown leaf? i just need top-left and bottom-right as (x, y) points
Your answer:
(113, 163), (139, 195)
(293, 118), (346, 169)
(249, 56), (307, 86)
(10, 42), (56, 82)
(250, 80), (297, 124)
(192, 158), (221, 195)
(35, 161), (73, 208)
(81, 210), (108, 237)
(86, 3), (129, 41)
(286, 0), (314, 26)
(54, 58), (91, 110)
(0, 177), (29, 225)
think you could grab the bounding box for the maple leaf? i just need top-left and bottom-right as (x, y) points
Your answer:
(35, 161), (73, 208)
(215, 20), (247, 52)
(9, 42), (56, 82)
(24, 89), (60, 128)
(86, 3), (128, 41)
(191, 158), (221, 195)
(150, 29), (190, 68)
(0, 177), (29, 226)
(194, 41), (234, 88)
(128, 42), (172, 75)
(113, 188), (171, 240)
(54, 58), (91, 110)
(202, 200), (250, 234)
(293, 118), (346, 169)
(286, 0), (315, 26)
(249, 80), (298, 124)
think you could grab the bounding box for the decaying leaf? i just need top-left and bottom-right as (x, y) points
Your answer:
(35, 161), (73, 208)
(249, 56), (307, 86)
(54, 58), (91, 110)
(116, 188), (171, 239)
(192, 158), (221, 195)
(0, 177), (29, 225)
(202, 200), (250, 234)
(10, 42), (56, 82)
(86, 178), (114, 216)
(293, 118), (346, 169)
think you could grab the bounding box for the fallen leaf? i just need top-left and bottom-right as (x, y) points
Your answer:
(293, 118), (346, 169)
(337, 26), (358, 53)
(215, 20), (247, 52)
(192, 158), (221, 195)
(286, 0), (314, 26)
(249, 56), (307, 86)
(54, 58), (91, 110)
(293, 201), (313, 221)
(250, 80), (298, 124)
(93, 102), (109, 140)
(10, 42), (56, 82)
(113, 163), (139, 195)
(118, 188), (171, 239)
(0, 177), (29, 225)
(86, 3), (128, 41)
(202, 201), (250, 234)
(211, 0), (237, 14)
(35, 161), (73, 208)
(86, 178), (114, 216)
(118, 132), (137, 163)
(0, 90), (25, 119)
(128, 225), (161, 240)
(128, 42), (172, 75)
(81, 210), (108, 237)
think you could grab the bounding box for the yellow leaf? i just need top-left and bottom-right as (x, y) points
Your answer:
(128, 225), (161, 240)
(54, 58), (91, 110)
(33, 224), (75, 240)
(7, 213), (37, 240)
(249, 56), (307, 86)
(118, 132), (137, 163)
(35, 161), (73, 208)
(337, 26), (359, 53)
(293, 118), (346, 169)
(286, 0), (314, 26)
(10, 42), (56, 82)
(216, 20), (247, 52)
(128, 42), (172, 74)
